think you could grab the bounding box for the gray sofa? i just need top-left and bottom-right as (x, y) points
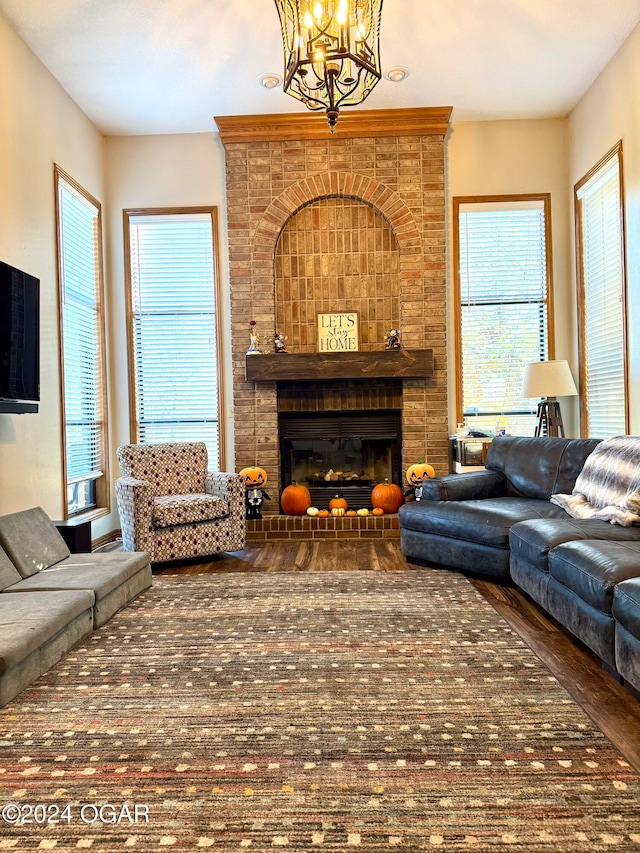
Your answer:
(0, 506), (152, 707)
(398, 436), (640, 691)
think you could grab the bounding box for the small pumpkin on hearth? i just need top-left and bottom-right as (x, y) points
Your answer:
(317, 509), (330, 518)
(372, 507), (385, 516)
(345, 510), (357, 517)
(306, 506), (320, 517)
(280, 482), (312, 515)
(329, 495), (348, 511)
(356, 508), (369, 516)
(371, 479), (404, 514)
(331, 507), (346, 517)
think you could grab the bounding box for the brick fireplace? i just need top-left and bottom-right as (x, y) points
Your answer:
(216, 107), (451, 535)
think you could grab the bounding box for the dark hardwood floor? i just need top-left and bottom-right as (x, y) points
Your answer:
(112, 538), (640, 773)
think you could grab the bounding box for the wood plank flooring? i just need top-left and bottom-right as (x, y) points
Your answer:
(116, 539), (640, 772)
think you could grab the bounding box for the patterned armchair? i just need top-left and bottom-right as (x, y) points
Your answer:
(116, 441), (245, 563)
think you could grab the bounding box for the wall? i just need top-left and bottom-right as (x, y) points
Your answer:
(568, 20), (640, 434)
(103, 132), (234, 497)
(445, 118), (575, 435)
(0, 12), (106, 523)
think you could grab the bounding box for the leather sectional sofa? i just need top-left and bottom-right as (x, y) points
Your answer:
(398, 436), (640, 692)
(0, 506), (152, 707)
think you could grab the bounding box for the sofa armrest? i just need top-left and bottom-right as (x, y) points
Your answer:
(205, 472), (245, 520)
(419, 470), (508, 501)
(115, 476), (154, 554)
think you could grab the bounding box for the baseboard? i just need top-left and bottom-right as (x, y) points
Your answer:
(92, 528), (122, 551)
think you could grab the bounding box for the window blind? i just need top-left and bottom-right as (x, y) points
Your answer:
(457, 200), (549, 435)
(128, 213), (220, 467)
(576, 151), (627, 438)
(57, 178), (106, 508)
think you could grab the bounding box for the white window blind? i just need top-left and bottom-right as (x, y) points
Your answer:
(457, 199), (550, 435)
(576, 149), (627, 438)
(127, 212), (220, 467)
(56, 173), (107, 515)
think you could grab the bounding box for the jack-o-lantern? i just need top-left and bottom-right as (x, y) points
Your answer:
(406, 461), (435, 487)
(239, 466), (268, 487)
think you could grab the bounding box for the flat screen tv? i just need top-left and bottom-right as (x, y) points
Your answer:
(0, 260), (40, 414)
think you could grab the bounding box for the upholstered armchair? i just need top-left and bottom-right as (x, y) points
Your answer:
(116, 441), (245, 563)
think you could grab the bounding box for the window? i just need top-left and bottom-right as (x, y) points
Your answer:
(575, 142), (628, 438)
(453, 196), (553, 436)
(55, 166), (109, 518)
(124, 209), (224, 468)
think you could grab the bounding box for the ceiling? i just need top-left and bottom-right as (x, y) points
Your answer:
(1, 0), (640, 137)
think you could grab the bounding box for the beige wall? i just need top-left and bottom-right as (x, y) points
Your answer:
(445, 118), (576, 435)
(0, 12), (106, 524)
(103, 132), (234, 493)
(568, 21), (640, 434)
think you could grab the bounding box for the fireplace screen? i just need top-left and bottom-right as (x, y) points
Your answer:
(279, 412), (402, 510)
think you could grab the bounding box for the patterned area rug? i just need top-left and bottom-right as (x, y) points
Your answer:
(1, 569), (639, 852)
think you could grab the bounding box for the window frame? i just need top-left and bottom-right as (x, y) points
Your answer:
(54, 165), (110, 521)
(574, 141), (629, 438)
(123, 206), (226, 468)
(452, 193), (555, 431)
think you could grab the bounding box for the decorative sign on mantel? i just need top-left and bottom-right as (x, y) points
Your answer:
(317, 312), (359, 353)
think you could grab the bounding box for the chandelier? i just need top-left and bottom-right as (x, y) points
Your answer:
(274, 0), (384, 132)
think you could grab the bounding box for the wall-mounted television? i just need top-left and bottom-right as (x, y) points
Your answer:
(0, 260), (40, 414)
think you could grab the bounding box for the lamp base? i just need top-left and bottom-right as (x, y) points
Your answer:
(534, 400), (565, 438)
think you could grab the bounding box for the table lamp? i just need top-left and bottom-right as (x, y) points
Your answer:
(521, 360), (578, 437)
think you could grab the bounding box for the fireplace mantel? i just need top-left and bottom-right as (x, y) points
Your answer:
(245, 349), (433, 382)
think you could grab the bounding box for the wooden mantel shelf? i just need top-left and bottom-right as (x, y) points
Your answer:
(245, 349), (434, 382)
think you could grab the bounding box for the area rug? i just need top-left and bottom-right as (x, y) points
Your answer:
(1, 569), (639, 852)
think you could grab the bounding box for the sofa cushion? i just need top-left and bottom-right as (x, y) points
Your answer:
(548, 540), (640, 614)
(510, 517), (640, 573)
(399, 497), (567, 550)
(0, 506), (70, 577)
(3, 551), (151, 602)
(117, 441), (208, 496)
(0, 545), (23, 591)
(153, 493), (228, 528)
(485, 436), (601, 500)
(612, 576), (640, 639)
(0, 590), (94, 677)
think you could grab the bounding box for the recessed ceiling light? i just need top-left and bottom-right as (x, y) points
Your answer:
(384, 67), (409, 83)
(259, 73), (282, 89)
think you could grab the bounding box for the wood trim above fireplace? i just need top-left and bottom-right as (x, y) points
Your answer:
(245, 349), (434, 382)
(215, 107), (452, 144)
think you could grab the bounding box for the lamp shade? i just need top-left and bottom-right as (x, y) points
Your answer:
(521, 360), (578, 398)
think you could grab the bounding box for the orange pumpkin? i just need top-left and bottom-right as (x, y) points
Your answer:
(345, 510), (357, 517)
(372, 507), (384, 516)
(371, 479), (404, 513)
(317, 509), (330, 518)
(329, 495), (348, 511)
(280, 483), (312, 515)
(239, 466), (268, 487)
(406, 461), (435, 487)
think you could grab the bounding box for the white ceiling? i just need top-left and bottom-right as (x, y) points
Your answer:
(1, 0), (640, 136)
